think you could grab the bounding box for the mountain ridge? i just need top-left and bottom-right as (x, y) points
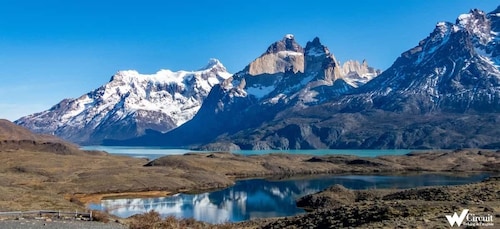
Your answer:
(108, 6), (500, 150)
(17, 6), (500, 150)
(15, 59), (232, 144)
(101, 35), (381, 147)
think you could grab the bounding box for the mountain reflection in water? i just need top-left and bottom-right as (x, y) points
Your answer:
(92, 173), (489, 223)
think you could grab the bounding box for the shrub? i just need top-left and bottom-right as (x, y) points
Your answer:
(129, 211), (162, 229)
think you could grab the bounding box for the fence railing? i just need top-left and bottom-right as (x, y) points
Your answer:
(0, 210), (93, 221)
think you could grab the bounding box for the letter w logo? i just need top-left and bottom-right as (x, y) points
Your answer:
(445, 209), (469, 226)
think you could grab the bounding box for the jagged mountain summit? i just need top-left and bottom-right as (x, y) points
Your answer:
(109, 35), (380, 147)
(112, 6), (500, 150)
(15, 59), (232, 144)
(221, 6), (500, 150)
(221, 35), (379, 108)
(19, 7), (500, 150)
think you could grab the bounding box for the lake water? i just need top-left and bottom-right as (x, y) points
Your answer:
(88, 173), (489, 223)
(81, 146), (419, 160)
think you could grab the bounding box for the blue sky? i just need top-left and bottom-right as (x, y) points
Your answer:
(1, 1), (499, 121)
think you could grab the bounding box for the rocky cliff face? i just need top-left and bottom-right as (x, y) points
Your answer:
(249, 34), (305, 75)
(341, 60), (381, 87)
(218, 7), (500, 150)
(15, 59), (232, 144)
(23, 7), (500, 150)
(114, 7), (500, 150)
(108, 35), (380, 147)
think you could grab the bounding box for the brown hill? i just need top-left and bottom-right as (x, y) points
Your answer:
(0, 119), (90, 155)
(0, 119), (41, 141)
(0, 119), (63, 141)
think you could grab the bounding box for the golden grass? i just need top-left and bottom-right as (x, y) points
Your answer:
(0, 149), (234, 212)
(0, 147), (497, 218)
(71, 190), (172, 205)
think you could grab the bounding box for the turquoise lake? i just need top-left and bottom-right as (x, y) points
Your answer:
(81, 146), (420, 160)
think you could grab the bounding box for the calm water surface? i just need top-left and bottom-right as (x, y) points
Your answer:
(81, 146), (418, 160)
(89, 173), (489, 223)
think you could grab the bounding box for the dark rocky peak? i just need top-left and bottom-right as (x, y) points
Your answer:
(461, 8), (488, 20)
(304, 37), (341, 82)
(264, 34), (304, 55)
(492, 5), (500, 13)
(304, 37), (331, 57)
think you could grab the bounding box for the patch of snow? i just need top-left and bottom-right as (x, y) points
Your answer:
(457, 14), (471, 25)
(344, 73), (378, 88)
(218, 71), (232, 79)
(284, 34), (294, 39)
(266, 93), (286, 104)
(298, 89), (319, 104)
(277, 51), (303, 57)
(437, 21), (448, 27)
(246, 85), (276, 99)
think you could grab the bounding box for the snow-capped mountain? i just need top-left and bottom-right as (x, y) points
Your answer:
(220, 35), (379, 109)
(345, 7), (500, 113)
(15, 59), (232, 144)
(109, 35), (380, 147)
(113, 6), (500, 150)
(22, 6), (500, 150)
(230, 6), (500, 150)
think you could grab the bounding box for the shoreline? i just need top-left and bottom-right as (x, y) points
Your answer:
(248, 175), (500, 228)
(77, 170), (494, 204)
(0, 147), (498, 227)
(70, 190), (172, 206)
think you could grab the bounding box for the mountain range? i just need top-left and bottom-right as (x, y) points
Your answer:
(15, 35), (378, 145)
(16, 6), (500, 150)
(15, 59), (231, 144)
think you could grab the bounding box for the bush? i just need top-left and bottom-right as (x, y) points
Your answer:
(128, 211), (235, 229)
(91, 211), (110, 223)
(129, 211), (162, 229)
